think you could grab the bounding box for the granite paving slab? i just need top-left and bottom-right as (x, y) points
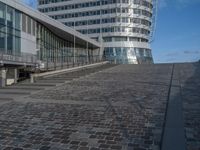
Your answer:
(0, 63), (199, 150)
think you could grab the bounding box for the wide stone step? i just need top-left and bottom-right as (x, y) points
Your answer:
(53, 74), (84, 77)
(0, 90), (30, 95)
(35, 79), (65, 83)
(19, 83), (56, 86)
(39, 64), (116, 80)
(0, 97), (13, 101)
(3, 86), (44, 90)
(40, 77), (73, 80)
(52, 72), (94, 77)
(44, 77), (80, 80)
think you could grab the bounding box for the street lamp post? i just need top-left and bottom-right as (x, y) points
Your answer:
(73, 3), (76, 66)
(73, 23), (76, 66)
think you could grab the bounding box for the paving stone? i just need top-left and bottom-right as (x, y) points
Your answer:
(110, 145), (122, 149)
(78, 146), (89, 150)
(39, 146), (51, 150)
(0, 63), (199, 150)
(90, 148), (99, 150)
(99, 143), (110, 149)
(80, 142), (88, 146)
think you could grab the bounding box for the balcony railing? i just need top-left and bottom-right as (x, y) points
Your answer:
(0, 52), (37, 66)
(0, 51), (104, 72)
(39, 55), (103, 71)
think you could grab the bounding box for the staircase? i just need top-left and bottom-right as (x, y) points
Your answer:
(0, 64), (117, 102)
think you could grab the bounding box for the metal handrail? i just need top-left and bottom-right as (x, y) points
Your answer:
(0, 52), (37, 64)
(39, 55), (104, 71)
(0, 51), (103, 66)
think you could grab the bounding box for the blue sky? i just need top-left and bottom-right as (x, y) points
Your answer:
(152, 0), (200, 63)
(22, 0), (200, 63)
(22, 0), (37, 8)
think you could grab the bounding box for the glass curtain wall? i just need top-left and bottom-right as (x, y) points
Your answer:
(37, 22), (74, 63)
(0, 2), (21, 55)
(36, 23), (92, 64)
(104, 47), (153, 64)
(0, 2), (6, 52)
(0, 1), (99, 64)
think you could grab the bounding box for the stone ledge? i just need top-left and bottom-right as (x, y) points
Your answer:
(31, 61), (109, 83)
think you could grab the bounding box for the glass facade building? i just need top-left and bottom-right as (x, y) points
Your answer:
(36, 22), (98, 66)
(38, 0), (156, 64)
(0, 0), (101, 67)
(0, 2), (21, 55)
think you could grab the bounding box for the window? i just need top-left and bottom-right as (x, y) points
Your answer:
(22, 14), (26, 32)
(0, 2), (5, 51)
(115, 48), (122, 56)
(6, 6), (13, 27)
(0, 24), (5, 50)
(27, 16), (31, 34)
(114, 37), (127, 41)
(15, 36), (21, 55)
(103, 37), (112, 42)
(0, 2), (5, 24)
(32, 20), (36, 36)
(129, 37), (140, 41)
(7, 32), (13, 53)
(15, 10), (21, 30)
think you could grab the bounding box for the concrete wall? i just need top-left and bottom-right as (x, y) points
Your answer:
(0, 68), (19, 87)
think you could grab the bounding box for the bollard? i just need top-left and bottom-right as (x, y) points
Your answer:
(0, 68), (7, 87)
(14, 68), (18, 84)
(30, 74), (35, 83)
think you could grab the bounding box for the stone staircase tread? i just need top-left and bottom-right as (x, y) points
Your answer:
(2, 86), (44, 90)
(0, 97), (13, 101)
(35, 80), (65, 83)
(0, 91), (30, 94)
(19, 83), (56, 86)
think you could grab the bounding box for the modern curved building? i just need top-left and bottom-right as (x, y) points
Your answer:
(38, 0), (157, 64)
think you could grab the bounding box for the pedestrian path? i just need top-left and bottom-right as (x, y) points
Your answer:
(0, 63), (199, 150)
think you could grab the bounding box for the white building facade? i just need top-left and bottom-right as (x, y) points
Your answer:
(38, 0), (156, 64)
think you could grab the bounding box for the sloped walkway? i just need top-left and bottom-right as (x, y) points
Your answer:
(0, 63), (199, 150)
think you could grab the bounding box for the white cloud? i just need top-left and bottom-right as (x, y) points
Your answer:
(165, 49), (200, 56)
(156, 49), (200, 63)
(183, 50), (200, 54)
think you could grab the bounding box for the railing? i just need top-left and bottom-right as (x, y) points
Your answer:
(0, 52), (104, 71)
(39, 55), (104, 72)
(105, 56), (153, 64)
(31, 61), (109, 83)
(0, 52), (37, 65)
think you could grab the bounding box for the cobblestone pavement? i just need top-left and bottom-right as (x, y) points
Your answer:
(0, 63), (199, 150)
(176, 63), (200, 150)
